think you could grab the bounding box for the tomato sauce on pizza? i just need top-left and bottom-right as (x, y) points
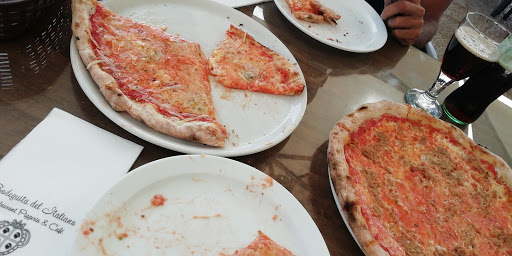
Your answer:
(229, 231), (295, 256)
(209, 25), (304, 96)
(284, 0), (341, 25)
(72, 0), (226, 146)
(89, 5), (216, 122)
(328, 101), (512, 256)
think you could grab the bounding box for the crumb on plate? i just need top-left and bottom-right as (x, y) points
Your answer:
(151, 194), (167, 206)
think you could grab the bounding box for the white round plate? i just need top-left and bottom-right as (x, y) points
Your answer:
(69, 155), (329, 255)
(70, 0), (307, 157)
(274, 0), (387, 53)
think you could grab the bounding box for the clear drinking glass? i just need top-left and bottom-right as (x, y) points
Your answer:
(404, 12), (510, 118)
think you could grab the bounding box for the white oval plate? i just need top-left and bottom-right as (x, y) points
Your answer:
(69, 155), (329, 255)
(70, 0), (307, 157)
(274, 0), (387, 53)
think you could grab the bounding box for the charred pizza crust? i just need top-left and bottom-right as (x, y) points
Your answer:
(328, 101), (404, 256)
(71, 0), (226, 147)
(327, 100), (512, 256)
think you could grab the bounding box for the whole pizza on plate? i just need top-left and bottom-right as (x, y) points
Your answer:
(328, 100), (512, 256)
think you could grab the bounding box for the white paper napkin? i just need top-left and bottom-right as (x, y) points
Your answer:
(211, 0), (272, 8)
(0, 108), (143, 255)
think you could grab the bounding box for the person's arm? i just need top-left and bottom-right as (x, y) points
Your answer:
(381, 0), (452, 48)
(416, 0), (452, 48)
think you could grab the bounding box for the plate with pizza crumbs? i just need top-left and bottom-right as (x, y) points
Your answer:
(69, 155), (329, 255)
(274, 0), (387, 52)
(70, 0), (307, 156)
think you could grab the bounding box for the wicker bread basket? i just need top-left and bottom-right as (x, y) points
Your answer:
(0, 0), (56, 40)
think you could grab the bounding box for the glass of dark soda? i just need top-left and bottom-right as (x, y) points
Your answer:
(404, 12), (510, 118)
(442, 36), (512, 124)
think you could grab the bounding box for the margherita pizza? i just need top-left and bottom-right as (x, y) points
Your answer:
(284, 0), (341, 25)
(71, 0), (227, 147)
(328, 101), (512, 256)
(209, 25), (305, 96)
(229, 231), (295, 256)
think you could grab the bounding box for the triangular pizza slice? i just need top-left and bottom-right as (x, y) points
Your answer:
(209, 25), (305, 96)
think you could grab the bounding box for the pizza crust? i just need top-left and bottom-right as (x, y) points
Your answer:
(328, 127), (390, 256)
(311, 0), (341, 25)
(71, 0), (226, 147)
(335, 100), (409, 134)
(328, 100), (512, 256)
(472, 144), (512, 188)
(100, 86), (226, 147)
(328, 101), (407, 256)
(72, 0), (96, 63)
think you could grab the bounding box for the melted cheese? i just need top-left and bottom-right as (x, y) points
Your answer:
(209, 25), (304, 96)
(345, 115), (512, 256)
(90, 5), (215, 122)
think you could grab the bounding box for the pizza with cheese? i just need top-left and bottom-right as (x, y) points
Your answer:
(71, 0), (227, 147)
(328, 100), (512, 256)
(209, 25), (305, 96)
(228, 231), (295, 256)
(284, 0), (341, 25)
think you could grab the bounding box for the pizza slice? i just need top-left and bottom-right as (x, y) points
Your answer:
(209, 25), (305, 96)
(71, 0), (227, 147)
(228, 231), (295, 256)
(284, 0), (341, 25)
